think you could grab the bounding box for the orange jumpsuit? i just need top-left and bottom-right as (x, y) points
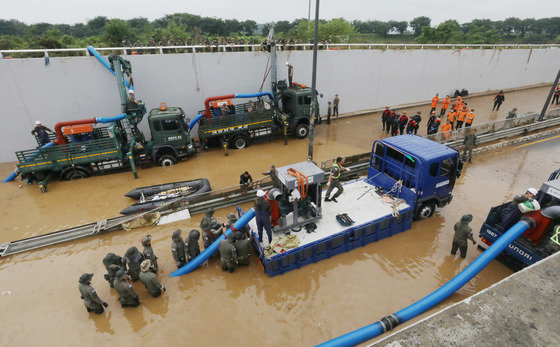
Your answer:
(441, 97), (450, 110)
(431, 96), (439, 109)
(465, 111), (475, 126)
(447, 110), (457, 123)
(441, 122), (452, 140)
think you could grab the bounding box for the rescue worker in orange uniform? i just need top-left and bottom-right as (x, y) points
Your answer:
(447, 108), (457, 130)
(440, 95), (450, 116)
(430, 93), (439, 113)
(454, 96), (463, 112)
(456, 106), (468, 129)
(465, 108), (475, 127)
(441, 121), (453, 140)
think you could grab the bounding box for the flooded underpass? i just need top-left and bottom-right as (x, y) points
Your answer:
(0, 84), (558, 345)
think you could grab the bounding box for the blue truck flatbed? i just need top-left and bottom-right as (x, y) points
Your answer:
(243, 135), (461, 276)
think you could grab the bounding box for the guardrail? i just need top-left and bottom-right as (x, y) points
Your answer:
(1, 43), (559, 59)
(426, 108), (560, 144)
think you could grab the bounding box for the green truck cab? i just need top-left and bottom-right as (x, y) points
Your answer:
(148, 106), (195, 166)
(277, 81), (315, 139)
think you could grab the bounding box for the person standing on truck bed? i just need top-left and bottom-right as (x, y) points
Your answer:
(286, 62), (293, 87)
(255, 190), (273, 244)
(451, 214), (476, 259)
(333, 94), (340, 119)
(325, 157), (350, 203)
(31, 121), (54, 146)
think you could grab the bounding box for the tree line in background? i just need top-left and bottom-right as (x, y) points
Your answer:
(1, 13), (559, 51)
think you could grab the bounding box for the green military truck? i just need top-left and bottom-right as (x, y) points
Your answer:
(15, 55), (196, 192)
(17, 105), (196, 193)
(197, 81), (315, 155)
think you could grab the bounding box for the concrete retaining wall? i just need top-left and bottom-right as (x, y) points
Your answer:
(1, 48), (560, 162)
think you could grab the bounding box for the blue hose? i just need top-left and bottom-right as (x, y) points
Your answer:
(319, 220), (531, 347)
(170, 208), (256, 277)
(2, 142), (55, 182)
(235, 92), (273, 100)
(188, 113), (204, 131)
(96, 113), (127, 124)
(87, 46), (132, 91)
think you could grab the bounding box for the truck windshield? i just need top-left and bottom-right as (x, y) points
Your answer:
(162, 118), (180, 131)
(298, 95), (311, 105)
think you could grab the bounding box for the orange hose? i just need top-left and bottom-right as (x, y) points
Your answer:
(287, 168), (309, 198)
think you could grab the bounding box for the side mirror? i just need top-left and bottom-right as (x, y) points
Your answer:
(456, 159), (464, 177)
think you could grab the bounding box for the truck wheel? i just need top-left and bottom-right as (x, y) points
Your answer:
(158, 155), (177, 167)
(295, 123), (309, 139)
(233, 134), (250, 149)
(415, 202), (436, 220)
(61, 167), (91, 181)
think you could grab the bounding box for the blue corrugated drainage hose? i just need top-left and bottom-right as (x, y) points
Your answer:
(2, 141), (55, 182)
(318, 220), (531, 347)
(170, 208), (256, 277)
(96, 113), (127, 124)
(235, 92), (273, 100)
(188, 114), (204, 131)
(87, 46), (132, 90)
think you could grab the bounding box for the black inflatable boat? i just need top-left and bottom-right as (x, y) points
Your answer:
(120, 178), (211, 215)
(124, 179), (211, 199)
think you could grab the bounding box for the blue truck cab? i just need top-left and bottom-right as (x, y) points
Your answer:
(479, 176), (560, 271)
(370, 135), (462, 219)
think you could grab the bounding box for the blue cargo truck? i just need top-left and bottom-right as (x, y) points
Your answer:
(479, 175), (560, 271)
(243, 135), (462, 276)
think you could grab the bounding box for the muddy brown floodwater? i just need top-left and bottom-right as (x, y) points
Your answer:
(0, 85), (558, 346)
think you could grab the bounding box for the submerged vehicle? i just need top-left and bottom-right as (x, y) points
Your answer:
(13, 55), (195, 192)
(479, 173), (560, 270)
(242, 135), (462, 276)
(121, 178), (211, 215)
(193, 32), (316, 155)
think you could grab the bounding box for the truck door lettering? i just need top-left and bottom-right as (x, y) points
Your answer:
(436, 180), (450, 188)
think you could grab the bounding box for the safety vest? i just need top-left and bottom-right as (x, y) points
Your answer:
(457, 110), (467, 121)
(442, 123), (452, 132)
(442, 98), (450, 109)
(550, 225), (560, 246)
(555, 88), (560, 96)
(331, 163), (341, 179)
(447, 111), (457, 122)
(465, 111), (475, 124)
(431, 97), (439, 108)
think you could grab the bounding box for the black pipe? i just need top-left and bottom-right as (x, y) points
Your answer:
(538, 67), (560, 121)
(307, 0), (320, 161)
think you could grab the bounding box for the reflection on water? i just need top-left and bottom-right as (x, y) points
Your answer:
(0, 85), (557, 345)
